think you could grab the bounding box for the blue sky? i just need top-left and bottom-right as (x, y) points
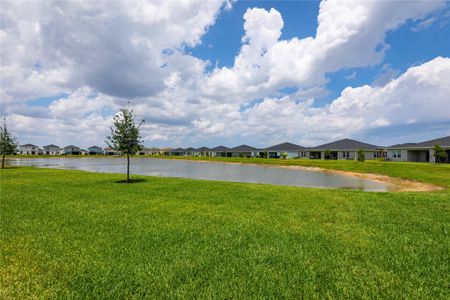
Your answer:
(191, 1), (450, 107)
(1, 0), (450, 148)
(190, 1), (320, 68)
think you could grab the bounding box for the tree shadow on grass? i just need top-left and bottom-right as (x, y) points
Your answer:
(115, 178), (148, 184)
(1, 166), (21, 169)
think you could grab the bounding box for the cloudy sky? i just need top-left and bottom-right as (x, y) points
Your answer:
(1, 0), (450, 148)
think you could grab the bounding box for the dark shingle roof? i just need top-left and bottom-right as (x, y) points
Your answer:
(389, 136), (450, 148)
(185, 147), (196, 151)
(88, 146), (102, 149)
(20, 143), (38, 147)
(414, 136), (450, 147)
(43, 144), (60, 148)
(231, 144), (259, 151)
(211, 146), (230, 151)
(196, 147), (211, 151)
(171, 148), (185, 152)
(265, 142), (304, 151)
(63, 145), (80, 150)
(313, 138), (381, 150)
(388, 143), (417, 149)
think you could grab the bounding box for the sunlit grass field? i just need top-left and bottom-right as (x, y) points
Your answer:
(1, 161), (449, 298)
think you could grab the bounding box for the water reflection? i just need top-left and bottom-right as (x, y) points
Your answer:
(8, 157), (389, 191)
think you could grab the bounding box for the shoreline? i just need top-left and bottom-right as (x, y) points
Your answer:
(149, 158), (444, 192)
(7, 156), (444, 192)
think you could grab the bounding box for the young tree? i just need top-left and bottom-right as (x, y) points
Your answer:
(433, 143), (447, 163)
(106, 107), (144, 182)
(281, 152), (288, 160)
(0, 118), (18, 169)
(357, 148), (365, 162)
(324, 149), (331, 160)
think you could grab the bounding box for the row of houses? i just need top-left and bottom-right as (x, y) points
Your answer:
(17, 144), (171, 156)
(168, 136), (450, 163)
(18, 144), (110, 155)
(17, 136), (450, 163)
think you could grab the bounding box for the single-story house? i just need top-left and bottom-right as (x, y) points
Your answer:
(264, 142), (305, 158)
(229, 145), (260, 158)
(18, 144), (42, 155)
(387, 136), (450, 163)
(211, 146), (231, 157)
(170, 148), (186, 156)
(194, 147), (213, 157)
(138, 147), (160, 155)
(306, 138), (384, 160)
(43, 144), (60, 155)
(63, 145), (81, 155)
(103, 147), (121, 155)
(158, 148), (172, 155)
(184, 147), (196, 156)
(88, 146), (103, 155)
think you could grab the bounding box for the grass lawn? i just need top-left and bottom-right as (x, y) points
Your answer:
(1, 163), (449, 298)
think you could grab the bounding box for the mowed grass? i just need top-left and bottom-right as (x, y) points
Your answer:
(1, 165), (449, 298)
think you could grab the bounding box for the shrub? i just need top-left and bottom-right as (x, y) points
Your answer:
(433, 143), (447, 163)
(324, 149), (331, 160)
(357, 148), (365, 162)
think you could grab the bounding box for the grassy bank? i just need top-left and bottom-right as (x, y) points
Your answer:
(1, 165), (449, 298)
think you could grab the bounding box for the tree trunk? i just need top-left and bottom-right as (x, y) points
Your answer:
(127, 153), (130, 182)
(1, 154), (5, 169)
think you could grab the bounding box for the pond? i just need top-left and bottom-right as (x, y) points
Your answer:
(7, 157), (390, 191)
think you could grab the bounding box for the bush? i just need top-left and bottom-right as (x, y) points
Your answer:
(357, 148), (365, 162)
(324, 149), (331, 160)
(281, 152), (288, 160)
(434, 143), (447, 163)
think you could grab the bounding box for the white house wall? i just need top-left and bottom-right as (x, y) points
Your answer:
(386, 150), (408, 162)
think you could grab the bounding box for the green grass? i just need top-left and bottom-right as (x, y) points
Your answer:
(1, 164), (449, 298)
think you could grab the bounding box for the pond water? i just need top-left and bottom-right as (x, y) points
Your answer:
(7, 157), (390, 191)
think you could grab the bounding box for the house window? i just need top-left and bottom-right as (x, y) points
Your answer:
(342, 151), (350, 159)
(393, 150), (402, 158)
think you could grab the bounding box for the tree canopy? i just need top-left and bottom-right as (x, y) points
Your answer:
(0, 118), (18, 168)
(106, 107), (144, 182)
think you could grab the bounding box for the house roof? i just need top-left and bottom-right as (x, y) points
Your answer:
(389, 136), (450, 149)
(312, 138), (381, 150)
(63, 145), (80, 149)
(211, 145), (230, 151)
(185, 147), (196, 151)
(20, 143), (38, 147)
(196, 146), (211, 151)
(43, 144), (60, 148)
(388, 143), (417, 148)
(88, 146), (102, 149)
(265, 142), (304, 151)
(231, 144), (259, 151)
(171, 148), (185, 152)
